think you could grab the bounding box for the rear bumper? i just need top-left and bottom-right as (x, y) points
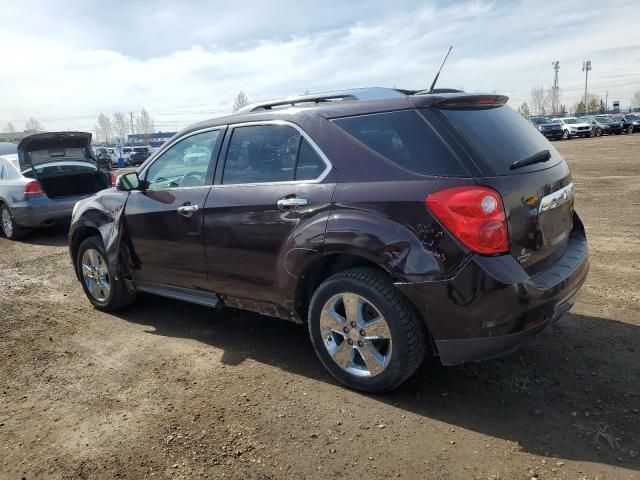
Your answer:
(396, 218), (589, 365)
(11, 195), (87, 228)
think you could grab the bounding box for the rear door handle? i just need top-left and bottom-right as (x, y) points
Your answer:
(277, 197), (308, 208)
(177, 204), (199, 217)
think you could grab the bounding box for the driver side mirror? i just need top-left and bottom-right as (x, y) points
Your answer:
(116, 172), (144, 191)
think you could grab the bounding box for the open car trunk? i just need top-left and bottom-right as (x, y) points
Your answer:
(18, 131), (111, 198)
(33, 163), (110, 198)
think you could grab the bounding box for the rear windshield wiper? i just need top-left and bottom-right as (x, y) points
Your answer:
(510, 149), (551, 170)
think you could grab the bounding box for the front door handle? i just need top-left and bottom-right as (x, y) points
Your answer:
(177, 204), (199, 217)
(277, 197), (308, 208)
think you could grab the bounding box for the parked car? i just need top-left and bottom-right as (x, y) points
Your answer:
(611, 114), (640, 134)
(551, 117), (592, 139)
(0, 132), (113, 240)
(127, 146), (151, 166)
(183, 145), (212, 166)
(580, 115), (623, 136)
(528, 117), (564, 140)
(93, 147), (114, 169)
(121, 147), (133, 162)
(68, 88), (589, 392)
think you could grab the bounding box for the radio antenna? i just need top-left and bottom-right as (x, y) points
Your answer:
(428, 45), (453, 93)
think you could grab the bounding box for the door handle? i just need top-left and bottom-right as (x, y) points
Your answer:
(177, 204), (199, 217)
(277, 197), (308, 208)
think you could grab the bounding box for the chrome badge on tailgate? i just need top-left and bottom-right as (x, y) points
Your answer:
(539, 182), (574, 213)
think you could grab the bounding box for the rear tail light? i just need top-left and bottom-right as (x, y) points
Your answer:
(111, 173), (117, 186)
(23, 180), (45, 198)
(425, 186), (509, 255)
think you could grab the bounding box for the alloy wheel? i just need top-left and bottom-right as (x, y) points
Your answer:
(81, 248), (111, 302)
(1, 207), (13, 238)
(319, 293), (393, 377)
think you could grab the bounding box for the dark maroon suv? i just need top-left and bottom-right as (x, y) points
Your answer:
(69, 88), (589, 392)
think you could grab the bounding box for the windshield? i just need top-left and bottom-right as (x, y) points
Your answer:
(595, 116), (610, 122)
(563, 118), (578, 124)
(422, 105), (562, 176)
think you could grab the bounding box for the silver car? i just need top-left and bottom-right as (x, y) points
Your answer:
(0, 132), (112, 240)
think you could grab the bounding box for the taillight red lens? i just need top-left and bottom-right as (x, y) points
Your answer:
(425, 186), (509, 255)
(111, 173), (117, 186)
(24, 180), (45, 198)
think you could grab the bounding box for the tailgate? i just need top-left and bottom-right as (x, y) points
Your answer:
(476, 161), (574, 272)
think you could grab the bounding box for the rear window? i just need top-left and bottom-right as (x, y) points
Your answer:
(421, 105), (563, 176)
(333, 110), (468, 177)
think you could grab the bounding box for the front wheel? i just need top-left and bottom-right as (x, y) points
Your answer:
(562, 130), (570, 140)
(76, 235), (136, 311)
(628, 126), (634, 134)
(595, 128), (602, 137)
(1, 204), (28, 240)
(308, 268), (426, 392)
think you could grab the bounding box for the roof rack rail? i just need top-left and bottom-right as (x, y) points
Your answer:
(236, 87), (407, 113)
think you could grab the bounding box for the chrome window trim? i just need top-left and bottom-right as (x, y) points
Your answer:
(138, 126), (225, 181)
(217, 120), (333, 187)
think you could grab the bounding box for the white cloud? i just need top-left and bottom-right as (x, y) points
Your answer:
(0, 0), (638, 132)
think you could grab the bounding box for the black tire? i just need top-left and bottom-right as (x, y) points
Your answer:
(595, 128), (602, 137)
(76, 235), (136, 311)
(0, 204), (29, 240)
(562, 130), (570, 140)
(628, 126), (634, 134)
(308, 267), (426, 392)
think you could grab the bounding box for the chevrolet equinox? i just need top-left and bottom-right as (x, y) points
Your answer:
(69, 88), (589, 392)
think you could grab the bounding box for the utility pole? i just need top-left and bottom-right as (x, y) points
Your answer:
(129, 112), (135, 142)
(582, 60), (591, 109)
(551, 60), (560, 116)
(605, 90), (609, 112)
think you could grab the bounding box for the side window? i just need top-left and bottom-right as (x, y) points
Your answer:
(295, 139), (326, 180)
(145, 130), (220, 190)
(334, 110), (466, 177)
(222, 125), (328, 184)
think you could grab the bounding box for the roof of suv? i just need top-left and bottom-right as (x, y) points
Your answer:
(182, 88), (503, 136)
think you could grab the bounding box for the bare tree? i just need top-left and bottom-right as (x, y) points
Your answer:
(4, 122), (16, 134)
(530, 85), (550, 116)
(585, 93), (600, 113)
(517, 102), (530, 118)
(25, 117), (44, 133)
(112, 112), (129, 143)
(630, 89), (640, 107)
(574, 100), (586, 114)
(94, 112), (113, 144)
(135, 108), (155, 143)
(232, 91), (249, 113)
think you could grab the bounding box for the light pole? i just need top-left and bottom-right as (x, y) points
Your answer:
(582, 60), (591, 110)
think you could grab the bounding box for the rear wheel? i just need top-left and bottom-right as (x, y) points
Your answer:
(76, 235), (136, 311)
(595, 128), (602, 137)
(0, 204), (28, 240)
(308, 267), (426, 392)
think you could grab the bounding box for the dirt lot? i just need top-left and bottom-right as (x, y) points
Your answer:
(1, 135), (639, 479)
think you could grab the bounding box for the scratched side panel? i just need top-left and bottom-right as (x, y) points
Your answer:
(325, 179), (475, 281)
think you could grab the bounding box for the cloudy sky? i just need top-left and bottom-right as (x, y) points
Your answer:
(1, 0), (639, 133)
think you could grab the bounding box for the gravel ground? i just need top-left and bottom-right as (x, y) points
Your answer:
(1, 134), (639, 479)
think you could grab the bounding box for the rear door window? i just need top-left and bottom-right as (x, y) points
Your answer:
(421, 105), (563, 176)
(333, 110), (468, 177)
(222, 125), (326, 184)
